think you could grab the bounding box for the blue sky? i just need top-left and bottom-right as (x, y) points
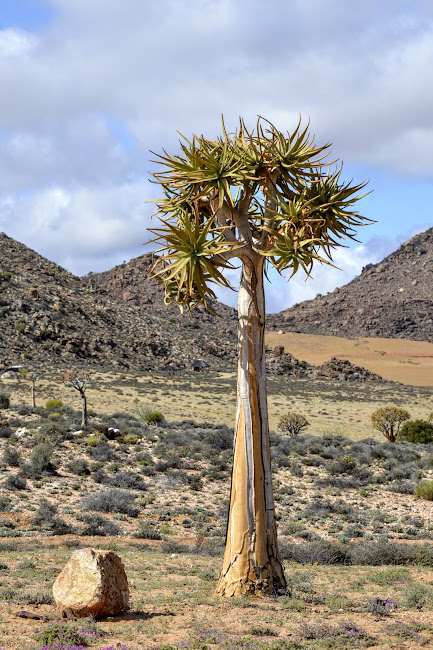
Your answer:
(0, 0), (432, 311)
(0, 0), (54, 30)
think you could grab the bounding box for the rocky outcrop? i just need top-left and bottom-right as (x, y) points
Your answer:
(314, 357), (382, 382)
(266, 347), (383, 382)
(53, 547), (129, 618)
(268, 228), (433, 342)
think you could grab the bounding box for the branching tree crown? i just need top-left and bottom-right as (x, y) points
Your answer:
(150, 117), (371, 309)
(149, 116), (371, 598)
(62, 369), (91, 427)
(371, 406), (411, 443)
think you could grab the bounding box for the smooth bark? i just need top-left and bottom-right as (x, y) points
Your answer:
(215, 255), (286, 597)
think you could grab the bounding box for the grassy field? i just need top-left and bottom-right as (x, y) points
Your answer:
(4, 368), (432, 442)
(1, 335), (433, 650)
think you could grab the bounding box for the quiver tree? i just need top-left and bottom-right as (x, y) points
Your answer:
(30, 372), (38, 408)
(150, 117), (370, 597)
(18, 368), (38, 407)
(371, 406), (410, 443)
(278, 412), (310, 437)
(62, 369), (91, 426)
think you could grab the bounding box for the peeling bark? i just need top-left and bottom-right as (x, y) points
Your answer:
(215, 255), (286, 597)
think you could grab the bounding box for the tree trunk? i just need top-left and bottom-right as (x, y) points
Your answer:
(215, 255), (286, 597)
(81, 392), (88, 427)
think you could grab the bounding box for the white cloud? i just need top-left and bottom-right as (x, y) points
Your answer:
(0, 0), (433, 284)
(0, 182), (154, 274)
(0, 28), (37, 57)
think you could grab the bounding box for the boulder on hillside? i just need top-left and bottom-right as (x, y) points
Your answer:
(53, 547), (129, 618)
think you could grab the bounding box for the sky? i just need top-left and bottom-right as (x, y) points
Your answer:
(0, 0), (432, 312)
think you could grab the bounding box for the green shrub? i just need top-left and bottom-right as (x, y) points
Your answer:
(77, 513), (121, 536)
(14, 321), (26, 334)
(133, 522), (162, 540)
(414, 480), (433, 501)
(404, 583), (432, 609)
(248, 626), (277, 637)
(30, 443), (56, 474)
(80, 488), (139, 517)
(45, 399), (64, 410)
(31, 499), (71, 534)
(67, 458), (90, 476)
(86, 432), (105, 447)
(47, 411), (62, 421)
(120, 433), (141, 445)
(37, 622), (88, 647)
(398, 419), (433, 444)
(136, 403), (165, 425)
(2, 445), (21, 467)
(0, 392), (10, 410)
(4, 474), (27, 490)
(0, 271), (12, 282)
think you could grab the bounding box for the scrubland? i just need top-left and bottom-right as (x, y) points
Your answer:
(0, 361), (433, 650)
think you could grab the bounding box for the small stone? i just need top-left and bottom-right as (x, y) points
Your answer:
(53, 547), (129, 619)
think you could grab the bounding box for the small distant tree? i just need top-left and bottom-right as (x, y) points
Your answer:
(150, 116), (370, 597)
(278, 412), (310, 436)
(19, 369), (38, 407)
(62, 369), (91, 426)
(30, 372), (38, 408)
(371, 406), (410, 443)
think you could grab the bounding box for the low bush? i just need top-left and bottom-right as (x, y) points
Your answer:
(81, 488), (139, 517)
(278, 412), (310, 436)
(3, 474), (27, 490)
(45, 399), (64, 410)
(282, 540), (433, 567)
(37, 622), (88, 648)
(133, 522), (162, 540)
(366, 597), (397, 617)
(36, 420), (69, 442)
(31, 498), (72, 534)
(77, 513), (121, 536)
(87, 442), (114, 461)
(29, 442), (56, 474)
(414, 480), (433, 501)
(0, 392), (10, 410)
(67, 458), (90, 476)
(107, 470), (147, 491)
(2, 444), (21, 467)
(136, 403), (165, 425)
(403, 583), (433, 609)
(0, 424), (12, 438)
(398, 419), (433, 444)
(0, 496), (10, 512)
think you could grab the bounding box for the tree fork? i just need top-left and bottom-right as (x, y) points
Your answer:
(214, 255), (286, 597)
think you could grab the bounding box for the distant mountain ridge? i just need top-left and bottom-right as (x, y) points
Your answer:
(267, 228), (433, 342)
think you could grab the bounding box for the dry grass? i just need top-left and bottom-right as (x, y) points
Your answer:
(266, 332), (433, 387)
(1, 539), (433, 650)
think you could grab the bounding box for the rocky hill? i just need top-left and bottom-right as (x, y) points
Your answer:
(88, 253), (238, 336)
(0, 233), (238, 372)
(268, 228), (433, 342)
